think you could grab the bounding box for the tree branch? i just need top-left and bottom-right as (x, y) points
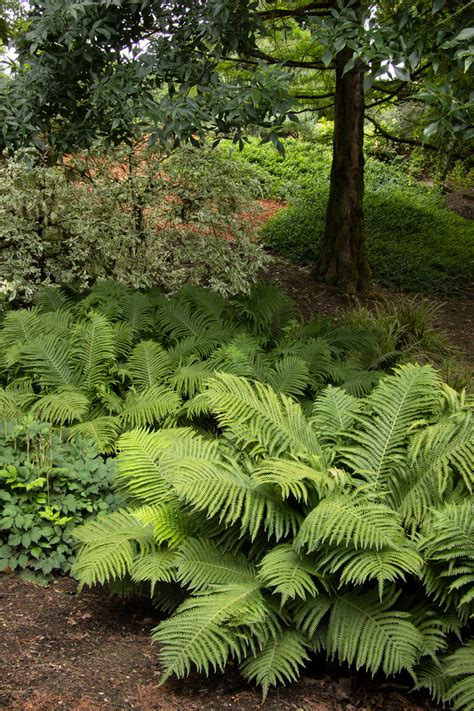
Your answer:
(365, 115), (437, 151)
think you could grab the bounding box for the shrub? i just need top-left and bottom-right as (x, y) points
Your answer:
(0, 416), (119, 581)
(0, 144), (268, 302)
(72, 364), (474, 708)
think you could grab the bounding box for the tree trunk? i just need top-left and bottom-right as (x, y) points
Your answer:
(316, 48), (370, 293)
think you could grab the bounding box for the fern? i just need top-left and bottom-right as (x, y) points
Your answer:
(258, 544), (319, 604)
(31, 389), (90, 425)
(127, 341), (171, 390)
(444, 640), (474, 711)
(240, 630), (310, 700)
(176, 538), (257, 591)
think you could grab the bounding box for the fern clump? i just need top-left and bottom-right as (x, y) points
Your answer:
(72, 360), (474, 707)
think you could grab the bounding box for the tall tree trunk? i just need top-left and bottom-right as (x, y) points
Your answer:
(316, 48), (370, 293)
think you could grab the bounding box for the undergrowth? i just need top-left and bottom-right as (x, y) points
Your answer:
(226, 138), (474, 295)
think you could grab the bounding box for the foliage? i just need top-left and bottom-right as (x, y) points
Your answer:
(72, 363), (474, 706)
(240, 138), (474, 295)
(0, 144), (268, 302)
(0, 281), (409, 454)
(0, 416), (119, 581)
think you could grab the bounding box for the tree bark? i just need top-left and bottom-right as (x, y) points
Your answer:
(316, 47), (371, 293)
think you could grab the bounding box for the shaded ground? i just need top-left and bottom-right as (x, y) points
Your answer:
(0, 575), (437, 711)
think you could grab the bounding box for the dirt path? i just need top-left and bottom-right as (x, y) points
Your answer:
(0, 575), (437, 711)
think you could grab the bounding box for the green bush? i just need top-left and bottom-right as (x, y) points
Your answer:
(0, 145), (268, 302)
(0, 416), (119, 580)
(228, 137), (474, 295)
(72, 364), (474, 708)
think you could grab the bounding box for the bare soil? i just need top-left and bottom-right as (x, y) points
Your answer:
(0, 575), (437, 711)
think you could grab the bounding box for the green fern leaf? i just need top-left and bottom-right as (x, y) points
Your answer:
(72, 510), (154, 587)
(240, 630), (310, 700)
(127, 340), (172, 390)
(444, 640), (474, 711)
(311, 386), (360, 442)
(121, 385), (181, 428)
(33, 286), (71, 312)
(20, 334), (79, 389)
(266, 355), (310, 397)
(75, 312), (116, 390)
(258, 544), (319, 604)
(31, 389), (90, 425)
(153, 583), (262, 680)
(177, 538), (257, 591)
(69, 416), (121, 453)
(253, 458), (333, 502)
(295, 495), (406, 552)
(130, 549), (178, 593)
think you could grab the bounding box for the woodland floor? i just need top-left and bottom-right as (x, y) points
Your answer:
(0, 575), (438, 711)
(0, 193), (472, 711)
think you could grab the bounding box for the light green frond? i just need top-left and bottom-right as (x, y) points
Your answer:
(156, 298), (218, 340)
(258, 544), (318, 604)
(72, 510), (154, 587)
(205, 373), (322, 458)
(208, 334), (267, 380)
(121, 385), (181, 428)
(318, 546), (423, 599)
(253, 458), (332, 502)
(31, 389), (90, 425)
(342, 364), (440, 491)
(294, 337), (332, 389)
(413, 658), (451, 703)
(119, 292), (155, 335)
(127, 340), (171, 390)
(240, 630), (310, 700)
(169, 360), (212, 397)
(0, 387), (36, 419)
(68, 416), (121, 453)
(166, 333), (223, 364)
(177, 538), (257, 591)
(20, 334), (79, 389)
(75, 312), (116, 390)
(178, 285), (228, 326)
(327, 588), (423, 676)
(295, 495), (405, 552)
(117, 427), (219, 504)
(38, 310), (74, 339)
(0, 308), (42, 350)
(134, 502), (192, 548)
(311, 386), (360, 442)
(111, 321), (134, 358)
(293, 594), (334, 638)
(153, 583), (262, 680)
(266, 355), (310, 397)
(130, 549), (178, 593)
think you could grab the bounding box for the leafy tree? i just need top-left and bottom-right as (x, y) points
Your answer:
(0, 0), (472, 291)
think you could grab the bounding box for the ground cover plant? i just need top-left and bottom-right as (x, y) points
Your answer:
(0, 416), (118, 581)
(227, 138), (474, 295)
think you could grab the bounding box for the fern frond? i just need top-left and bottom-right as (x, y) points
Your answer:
(253, 458), (332, 502)
(330, 361), (380, 397)
(258, 544), (319, 604)
(232, 282), (297, 339)
(205, 373), (323, 458)
(444, 640), (474, 711)
(69, 416), (121, 453)
(121, 385), (181, 428)
(127, 341), (171, 390)
(177, 538), (257, 591)
(342, 364), (440, 491)
(326, 588), (423, 676)
(20, 334), (79, 389)
(0, 308), (42, 350)
(169, 359), (212, 398)
(33, 285), (71, 312)
(72, 510), (154, 587)
(295, 495), (405, 552)
(134, 502), (192, 548)
(31, 389), (90, 425)
(156, 298), (218, 340)
(119, 292), (155, 335)
(130, 549), (178, 593)
(311, 386), (360, 442)
(75, 312), (116, 390)
(153, 583), (262, 680)
(266, 355), (310, 398)
(240, 630), (310, 700)
(318, 546), (423, 599)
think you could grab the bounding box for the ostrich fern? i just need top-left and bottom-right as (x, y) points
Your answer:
(72, 363), (474, 707)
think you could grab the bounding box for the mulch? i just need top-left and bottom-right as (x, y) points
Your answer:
(0, 575), (438, 711)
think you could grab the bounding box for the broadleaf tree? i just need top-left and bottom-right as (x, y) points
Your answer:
(0, 0), (472, 292)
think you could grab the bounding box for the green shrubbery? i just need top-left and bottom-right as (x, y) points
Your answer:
(0, 145), (267, 302)
(0, 417), (118, 581)
(228, 138), (474, 295)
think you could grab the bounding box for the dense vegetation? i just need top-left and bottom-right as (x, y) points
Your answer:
(228, 138), (474, 294)
(1, 281), (471, 707)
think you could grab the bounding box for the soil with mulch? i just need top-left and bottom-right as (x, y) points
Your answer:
(0, 575), (438, 711)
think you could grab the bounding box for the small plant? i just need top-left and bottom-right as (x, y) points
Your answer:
(0, 416), (119, 580)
